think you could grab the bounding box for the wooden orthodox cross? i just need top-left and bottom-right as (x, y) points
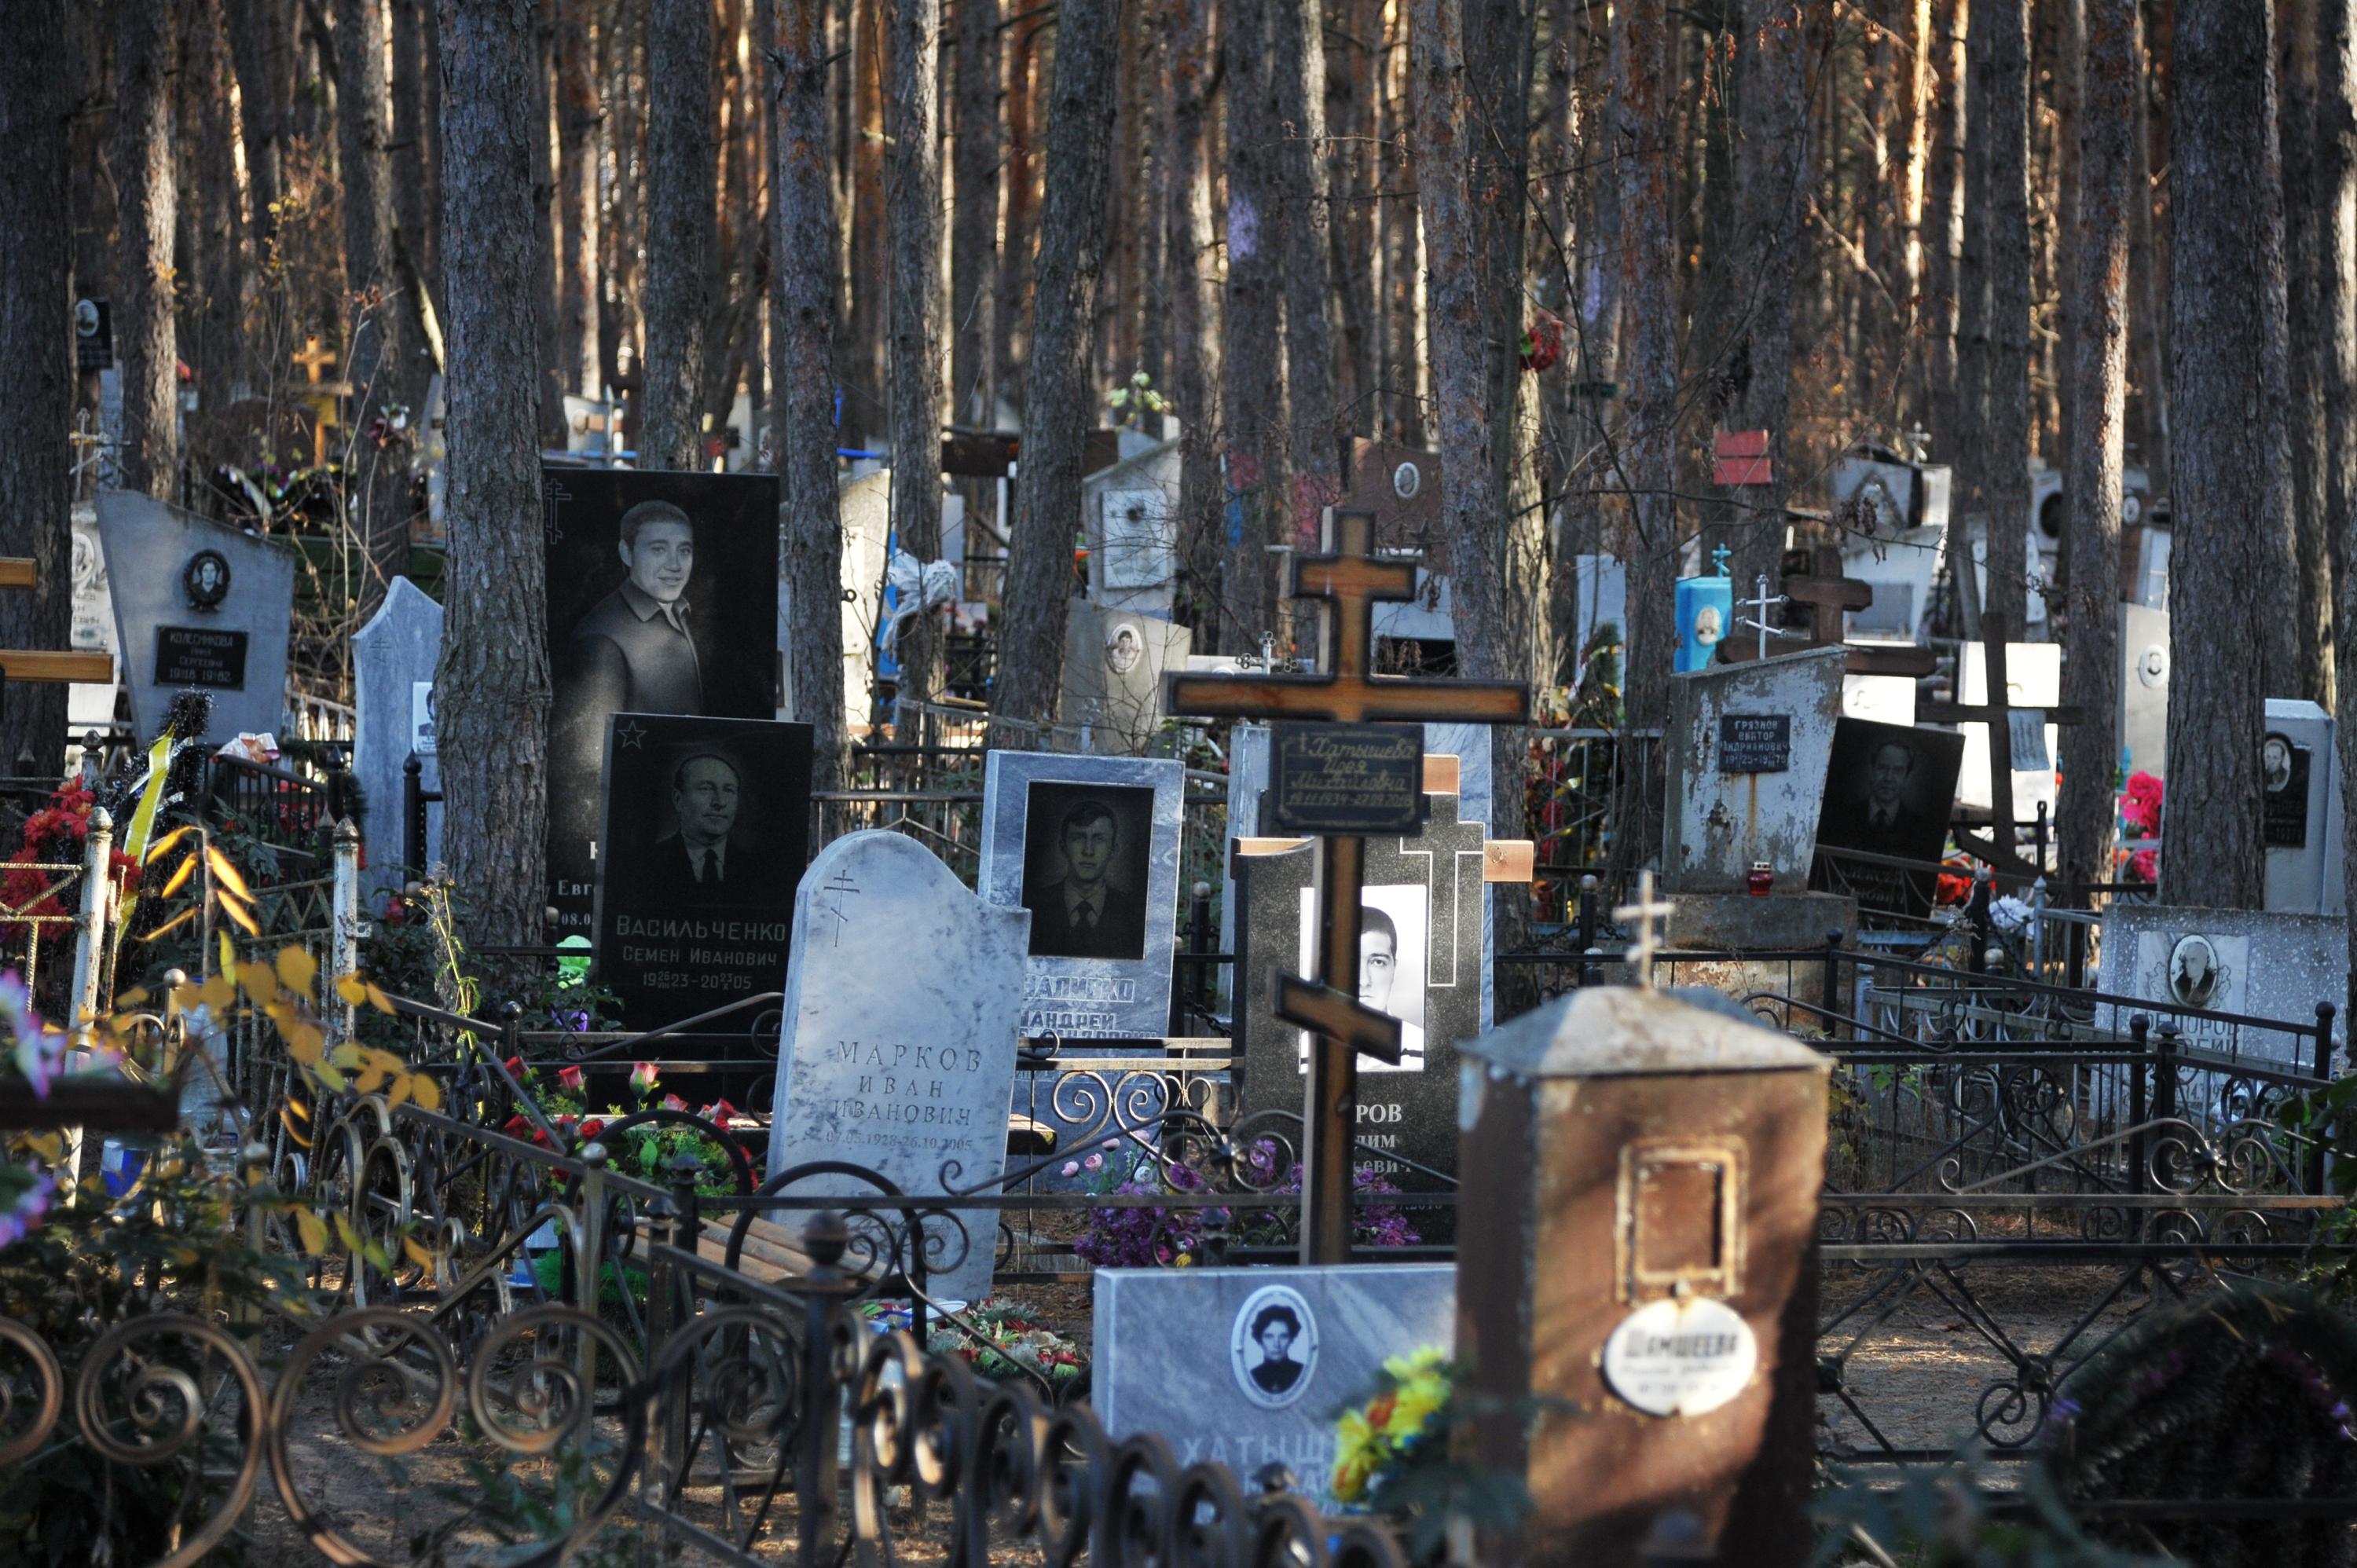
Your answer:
(1717, 544), (1938, 679)
(1166, 510), (1529, 1263)
(1916, 611), (2084, 877)
(0, 559), (112, 696)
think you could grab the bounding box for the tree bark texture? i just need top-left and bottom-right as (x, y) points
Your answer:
(1167, 0), (1226, 647)
(1221, 0), (1285, 650)
(339, 0), (415, 617)
(885, 0), (946, 717)
(2284, 0), (2337, 705)
(2128, 35), (2168, 493)
(1611, 0), (1677, 866)
(950, 0), (999, 427)
(2055, 0), (2134, 897)
(774, 0), (850, 796)
(225, 0), (288, 262)
(436, 0), (553, 949)
(0, 0), (74, 779)
(1922, 0), (1966, 445)
(643, 0), (716, 469)
(1977, 0), (2032, 635)
(1717, 0), (1816, 596)
(989, 0), (1119, 735)
(182, 0), (244, 402)
(2322, 0), (2357, 579)
(556, 0), (602, 398)
(2163, 0), (2296, 909)
(529, 3), (568, 449)
(393, 0), (439, 306)
(115, 0), (178, 502)
(1274, 0), (1343, 532)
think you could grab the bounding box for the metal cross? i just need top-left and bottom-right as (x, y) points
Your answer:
(1710, 544), (1733, 579)
(1165, 508), (1529, 1266)
(1613, 870), (1675, 990)
(1735, 573), (1790, 661)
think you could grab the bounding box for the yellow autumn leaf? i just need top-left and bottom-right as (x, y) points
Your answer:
(137, 904), (200, 943)
(288, 1022), (326, 1067)
(218, 931), (236, 974)
(408, 1074), (442, 1113)
(335, 974), (368, 1006)
(332, 1213), (361, 1251)
(218, 892), (259, 937)
(158, 852), (198, 899)
(276, 947), (317, 995)
(365, 982), (394, 1015)
(143, 825), (192, 863)
(401, 1235), (437, 1277)
(386, 1072), (412, 1110)
(329, 1043), (367, 1070)
(21, 1133), (60, 1163)
(295, 1210), (328, 1255)
(204, 845), (253, 901)
(354, 1061), (389, 1095)
(196, 971), (236, 1010)
(117, 987), (149, 1009)
(311, 1061), (347, 1094)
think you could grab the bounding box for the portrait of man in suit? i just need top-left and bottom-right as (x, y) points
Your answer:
(1812, 718), (1967, 919)
(564, 499), (706, 717)
(1358, 904), (1427, 1067)
(647, 750), (772, 904)
(1020, 786), (1153, 961)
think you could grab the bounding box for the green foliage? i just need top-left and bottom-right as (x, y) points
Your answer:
(1813, 1463), (2167, 1568)
(412, 1436), (643, 1568)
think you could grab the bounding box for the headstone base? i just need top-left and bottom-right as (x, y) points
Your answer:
(1667, 890), (1855, 951)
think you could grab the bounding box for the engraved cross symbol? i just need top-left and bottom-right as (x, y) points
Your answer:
(816, 870), (860, 947)
(1614, 870), (1675, 990)
(1735, 573), (1791, 662)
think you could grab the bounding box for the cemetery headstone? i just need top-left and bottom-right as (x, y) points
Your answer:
(1456, 984), (1830, 1568)
(1094, 1264), (1456, 1508)
(2119, 602), (2169, 779)
(1061, 602), (1192, 756)
(765, 831), (1028, 1303)
(1660, 646), (1846, 892)
(543, 467), (781, 940)
(2096, 903), (2347, 1070)
(595, 714), (815, 1028)
(353, 577), (444, 894)
(1675, 573), (1733, 672)
(1231, 788), (1488, 1196)
(2263, 699), (2340, 916)
(68, 502), (119, 730)
(1081, 437), (1181, 617)
(977, 751), (1183, 1039)
(1809, 719), (1967, 918)
(96, 489), (297, 745)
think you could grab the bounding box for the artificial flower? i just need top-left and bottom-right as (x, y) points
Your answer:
(557, 1064), (585, 1092)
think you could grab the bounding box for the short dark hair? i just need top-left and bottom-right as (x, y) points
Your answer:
(1252, 1303), (1300, 1340)
(619, 499), (695, 547)
(672, 752), (742, 793)
(1870, 739), (1914, 771)
(1059, 800), (1118, 841)
(1360, 905), (1397, 952)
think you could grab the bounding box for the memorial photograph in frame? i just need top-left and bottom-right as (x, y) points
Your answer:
(1296, 884), (1430, 1072)
(1017, 779), (1157, 962)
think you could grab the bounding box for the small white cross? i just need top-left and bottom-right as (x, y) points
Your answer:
(1736, 572), (1790, 661)
(1614, 869), (1675, 990)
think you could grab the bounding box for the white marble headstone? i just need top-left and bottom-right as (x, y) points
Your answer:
(96, 489), (296, 744)
(2263, 698), (2341, 917)
(2096, 903), (2346, 1070)
(67, 502), (119, 729)
(978, 751), (1183, 1039)
(766, 831), (1028, 1302)
(1661, 646), (1846, 892)
(354, 577), (443, 894)
(2119, 602), (2169, 780)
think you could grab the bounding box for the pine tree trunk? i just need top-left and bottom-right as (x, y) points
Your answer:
(844, 0), (889, 446)
(437, 0), (553, 949)
(2163, 0), (2296, 909)
(393, 0), (438, 304)
(885, 0), (945, 719)
(2128, 33), (2168, 493)
(990, 0), (1120, 736)
(1611, 0), (1677, 863)
(775, 0), (849, 797)
(115, 0), (178, 502)
(996, 18), (1041, 405)
(1923, 0), (1966, 444)
(1167, 0), (1225, 647)
(643, 0), (716, 469)
(2322, 0), (2357, 567)
(528, 4), (568, 450)
(1274, 0), (1342, 534)
(2056, 0), (2135, 897)
(2283, 0), (2338, 705)
(184, 0), (244, 402)
(339, 0), (415, 618)
(1330, 0), (1381, 434)
(1720, 0), (1816, 596)
(1948, 0), (1990, 628)
(0, 0), (74, 779)
(950, 0), (999, 428)
(1380, 8), (1426, 446)
(1222, 0), (1285, 650)
(225, 0), (288, 262)
(1979, 0), (2033, 633)
(555, 0), (602, 398)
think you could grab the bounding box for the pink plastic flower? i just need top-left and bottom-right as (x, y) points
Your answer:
(1061, 1160), (1080, 1177)
(557, 1064), (585, 1092)
(630, 1061), (659, 1093)
(1083, 1153), (1104, 1171)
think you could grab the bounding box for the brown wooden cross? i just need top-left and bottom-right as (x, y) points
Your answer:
(1915, 612), (2084, 877)
(291, 336), (351, 468)
(0, 559), (110, 690)
(1717, 544), (1937, 679)
(1166, 509), (1528, 1264)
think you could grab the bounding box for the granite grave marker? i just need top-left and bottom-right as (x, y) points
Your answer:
(353, 576), (444, 895)
(2096, 903), (2347, 1071)
(596, 714), (814, 1028)
(766, 831), (1028, 1302)
(97, 489), (298, 745)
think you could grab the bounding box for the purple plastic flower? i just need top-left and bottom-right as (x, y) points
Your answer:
(1061, 1160), (1080, 1177)
(1083, 1153), (1104, 1171)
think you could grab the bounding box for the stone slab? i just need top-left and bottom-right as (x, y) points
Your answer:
(1662, 646), (1846, 893)
(2095, 903), (2345, 1071)
(353, 577), (443, 894)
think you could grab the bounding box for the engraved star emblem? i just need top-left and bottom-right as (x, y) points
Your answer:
(616, 720), (647, 751)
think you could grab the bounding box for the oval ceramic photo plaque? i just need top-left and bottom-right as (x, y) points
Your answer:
(1600, 1297), (1758, 1418)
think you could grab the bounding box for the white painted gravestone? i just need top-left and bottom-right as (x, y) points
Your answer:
(1094, 1265), (1456, 1508)
(978, 751), (1183, 1039)
(1660, 645), (1846, 892)
(1081, 437), (1180, 618)
(766, 831), (1029, 1302)
(2262, 699), (2341, 917)
(354, 577), (443, 896)
(96, 489), (298, 744)
(68, 502), (119, 730)
(1061, 602), (1192, 756)
(2119, 603), (2169, 779)
(2096, 903), (2346, 1069)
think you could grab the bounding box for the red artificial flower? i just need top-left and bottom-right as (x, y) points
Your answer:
(1518, 307), (1565, 372)
(557, 1064), (585, 1092)
(503, 1056), (527, 1078)
(699, 1098), (739, 1124)
(661, 1094), (687, 1112)
(579, 1118), (605, 1140)
(629, 1061), (659, 1094)
(2122, 771), (2165, 837)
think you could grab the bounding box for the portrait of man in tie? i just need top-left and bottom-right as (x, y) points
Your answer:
(1018, 783), (1153, 961)
(1812, 717), (1966, 918)
(647, 750), (772, 904)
